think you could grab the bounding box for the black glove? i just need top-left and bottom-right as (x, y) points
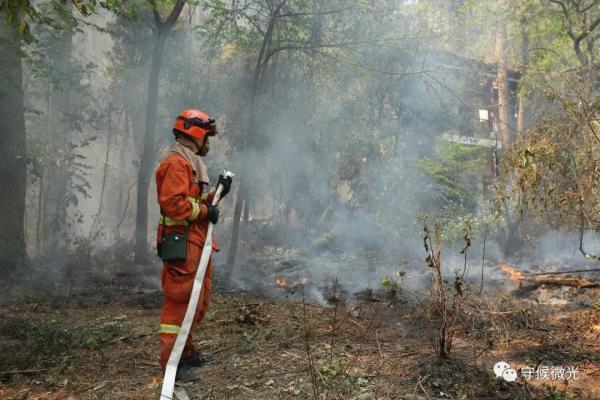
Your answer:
(206, 204), (219, 224)
(218, 174), (232, 199)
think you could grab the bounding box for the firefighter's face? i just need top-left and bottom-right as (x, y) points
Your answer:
(196, 136), (210, 156)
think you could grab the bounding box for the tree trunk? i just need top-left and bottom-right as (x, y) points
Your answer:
(90, 107), (114, 241)
(225, 3), (283, 274)
(226, 69), (261, 272)
(495, 3), (512, 150)
(225, 184), (245, 274)
(516, 17), (529, 136)
(0, 20), (28, 273)
(496, 0), (518, 255)
(133, 31), (168, 263)
(133, 1), (185, 263)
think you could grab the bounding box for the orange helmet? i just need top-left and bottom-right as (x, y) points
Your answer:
(172, 109), (217, 141)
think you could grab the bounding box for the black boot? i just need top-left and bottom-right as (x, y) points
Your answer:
(180, 350), (214, 368)
(175, 364), (202, 382)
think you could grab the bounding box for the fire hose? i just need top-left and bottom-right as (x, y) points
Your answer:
(160, 170), (235, 400)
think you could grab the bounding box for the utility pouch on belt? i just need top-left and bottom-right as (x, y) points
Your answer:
(158, 231), (188, 262)
(157, 213), (189, 262)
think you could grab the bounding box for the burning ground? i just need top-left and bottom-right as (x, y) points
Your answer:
(0, 255), (599, 400)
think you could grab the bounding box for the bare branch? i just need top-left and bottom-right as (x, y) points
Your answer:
(164, 0), (186, 29)
(549, 0), (576, 38)
(548, 0), (600, 64)
(312, 49), (436, 77)
(579, 16), (600, 41)
(149, 0), (185, 30)
(424, 72), (470, 109)
(263, 41), (369, 66)
(278, 5), (358, 18)
(577, 0), (599, 13)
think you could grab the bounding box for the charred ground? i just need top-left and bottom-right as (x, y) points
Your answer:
(0, 258), (598, 400)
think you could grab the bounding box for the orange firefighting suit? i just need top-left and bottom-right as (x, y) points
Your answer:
(155, 152), (218, 371)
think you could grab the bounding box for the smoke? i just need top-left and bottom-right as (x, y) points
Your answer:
(12, 1), (598, 304)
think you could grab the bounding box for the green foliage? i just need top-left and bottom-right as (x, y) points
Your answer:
(0, 315), (125, 369)
(381, 276), (392, 288)
(6, 0), (598, 260)
(380, 275), (402, 301)
(0, 0), (39, 42)
(418, 140), (489, 210)
(0, 0), (103, 42)
(319, 364), (337, 376)
(0, 317), (73, 356)
(501, 69), (600, 235)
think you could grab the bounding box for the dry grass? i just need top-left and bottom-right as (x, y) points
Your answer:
(0, 285), (598, 400)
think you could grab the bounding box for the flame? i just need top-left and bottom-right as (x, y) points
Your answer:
(274, 277), (309, 291)
(500, 262), (526, 281)
(275, 278), (288, 287)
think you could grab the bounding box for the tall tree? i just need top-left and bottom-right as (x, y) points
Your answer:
(495, 0), (512, 149)
(0, 0), (101, 271)
(516, 14), (529, 135)
(221, 0), (361, 272)
(0, 14), (27, 273)
(133, 0), (185, 263)
(227, 0), (288, 271)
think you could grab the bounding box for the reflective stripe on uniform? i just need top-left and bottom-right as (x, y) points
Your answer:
(160, 324), (180, 334)
(187, 196), (200, 221)
(160, 215), (188, 226)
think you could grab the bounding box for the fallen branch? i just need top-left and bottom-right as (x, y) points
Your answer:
(500, 262), (599, 289)
(524, 278), (599, 289)
(525, 268), (600, 276)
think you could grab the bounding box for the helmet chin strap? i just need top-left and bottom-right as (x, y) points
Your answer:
(193, 138), (204, 156)
(193, 136), (209, 156)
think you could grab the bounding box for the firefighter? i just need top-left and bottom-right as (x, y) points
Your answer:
(156, 109), (232, 381)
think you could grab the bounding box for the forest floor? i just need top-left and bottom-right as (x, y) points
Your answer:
(0, 271), (599, 400)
